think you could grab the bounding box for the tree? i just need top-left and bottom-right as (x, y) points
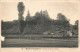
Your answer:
(42, 10), (51, 20)
(25, 10), (31, 21)
(17, 2), (25, 34)
(75, 20), (78, 26)
(74, 20), (78, 30)
(57, 13), (67, 21)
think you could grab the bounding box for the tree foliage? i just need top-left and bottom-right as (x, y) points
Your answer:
(75, 20), (78, 26)
(57, 13), (67, 21)
(18, 2), (25, 21)
(17, 2), (25, 33)
(25, 10), (31, 21)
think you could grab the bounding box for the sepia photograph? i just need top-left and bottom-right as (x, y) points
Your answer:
(1, 1), (79, 48)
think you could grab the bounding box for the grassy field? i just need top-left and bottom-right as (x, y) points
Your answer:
(1, 34), (78, 47)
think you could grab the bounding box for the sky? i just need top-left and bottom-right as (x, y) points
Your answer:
(1, 1), (80, 25)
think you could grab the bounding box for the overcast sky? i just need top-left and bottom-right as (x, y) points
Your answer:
(1, 1), (80, 25)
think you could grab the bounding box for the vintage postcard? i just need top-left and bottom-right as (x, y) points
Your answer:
(0, 0), (80, 52)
